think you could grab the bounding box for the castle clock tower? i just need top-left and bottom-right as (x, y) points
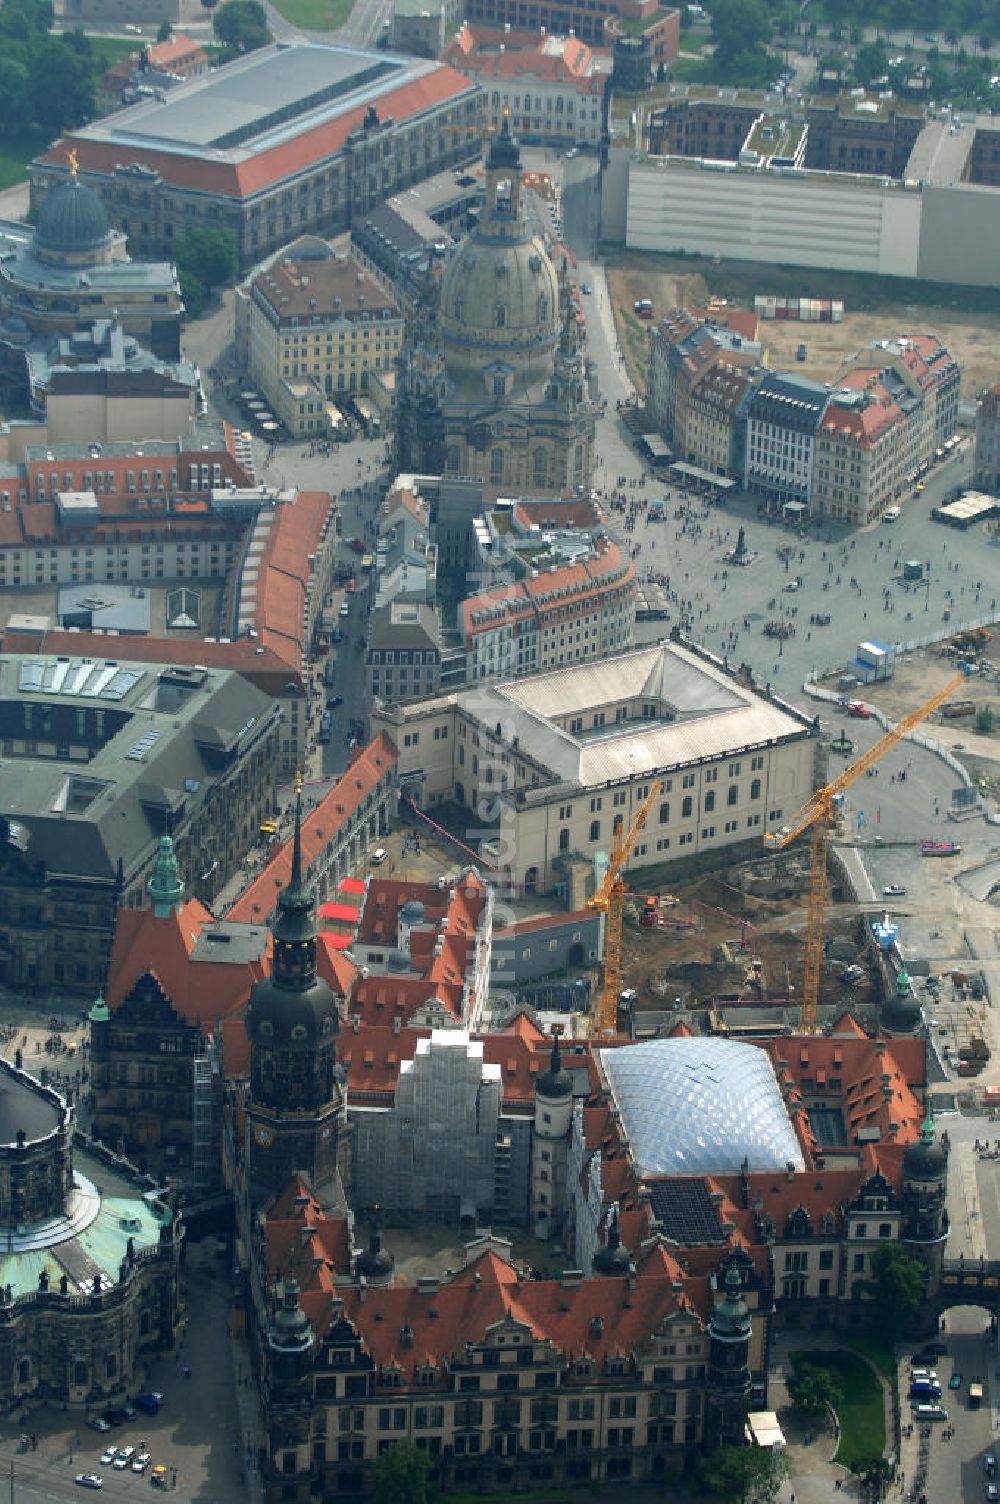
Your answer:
(244, 779), (346, 1202)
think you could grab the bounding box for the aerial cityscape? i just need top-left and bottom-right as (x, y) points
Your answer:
(1, 0), (1000, 1500)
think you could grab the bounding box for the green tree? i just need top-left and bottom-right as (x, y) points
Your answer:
(0, 59), (30, 133)
(156, 19), (173, 40)
(710, 0), (776, 83)
(702, 1443), (790, 1504)
(854, 38), (890, 83)
(373, 1439), (434, 1504)
(787, 1360), (843, 1417)
(175, 225), (238, 296)
(976, 705), (994, 733)
(178, 266), (206, 319)
(865, 1243), (925, 1341)
(213, 0), (271, 53)
(859, 1456), (894, 1501)
(29, 37), (94, 132)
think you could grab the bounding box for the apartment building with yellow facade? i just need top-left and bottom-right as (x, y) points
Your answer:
(235, 237), (404, 439)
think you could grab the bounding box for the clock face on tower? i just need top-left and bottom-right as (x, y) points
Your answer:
(255, 1125), (273, 1146)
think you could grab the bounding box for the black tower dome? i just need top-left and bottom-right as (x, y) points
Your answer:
(245, 779), (339, 1051)
(36, 172), (110, 258)
(903, 1106), (948, 1182)
(536, 1031), (572, 1099)
(593, 1204), (630, 1276)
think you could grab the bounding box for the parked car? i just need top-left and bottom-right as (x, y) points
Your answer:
(87, 1418), (111, 1434)
(75, 1476), (103, 1491)
(338, 602), (350, 619)
(100, 1447), (117, 1465)
(916, 1342), (948, 1360)
(135, 1392), (164, 1415)
(370, 847), (388, 866)
(883, 884), (907, 897)
(326, 694), (343, 710)
(113, 1447), (135, 1470)
(132, 1454), (151, 1475)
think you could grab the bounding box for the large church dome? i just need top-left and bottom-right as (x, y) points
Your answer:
(36, 174), (110, 261)
(439, 116), (561, 393)
(440, 237), (560, 353)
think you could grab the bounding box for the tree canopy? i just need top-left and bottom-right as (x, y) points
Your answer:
(175, 225), (239, 318)
(787, 1360), (843, 1417)
(213, 0), (271, 54)
(373, 1439), (435, 1504)
(709, 0), (778, 87)
(865, 1243), (925, 1342)
(702, 1442), (790, 1504)
(0, 0), (95, 137)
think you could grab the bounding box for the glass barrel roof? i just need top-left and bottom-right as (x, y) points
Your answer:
(600, 1036), (805, 1177)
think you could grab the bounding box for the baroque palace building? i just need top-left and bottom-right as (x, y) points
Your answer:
(206, 778), (949, 1500)
(397, 117), (595, 492)
(0, 1052), (181, 1410)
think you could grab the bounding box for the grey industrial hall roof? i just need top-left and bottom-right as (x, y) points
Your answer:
(599, 1036), (805, 1177)
(66, 41), (448, 158)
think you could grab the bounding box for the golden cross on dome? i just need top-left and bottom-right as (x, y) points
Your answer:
(67, 147), (79, 177)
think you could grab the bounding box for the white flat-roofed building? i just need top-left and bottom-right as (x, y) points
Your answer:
(373, 637), (817, 894)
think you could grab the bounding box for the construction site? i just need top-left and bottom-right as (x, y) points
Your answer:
(614, 863), (877, 1039)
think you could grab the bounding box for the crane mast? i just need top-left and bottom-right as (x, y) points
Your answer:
(764, 672), (966, 1031)
(586, 778), (663, 1035)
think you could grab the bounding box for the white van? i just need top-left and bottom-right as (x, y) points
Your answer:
(882, 506), (901, 522)
(370, 847), (388, 865)
(912, 1403), (947, 1421)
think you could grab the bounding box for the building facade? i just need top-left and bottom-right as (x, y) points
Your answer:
(743, 372), (831, 514)
(33, 41), (483, 269)
(0, 656), (280, 992)
(974, 382), (1000, 495)
(374, 638), (818, 895)
(461, 533), (636, 682)
(812, 386), (906, 525)
(0, 171), (181, 368)
(0, 1055), (182, 1411)
(235, 239), (404, 439)
(443, 25), (611, 147)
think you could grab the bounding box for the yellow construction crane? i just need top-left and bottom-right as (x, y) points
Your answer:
(587, 778), (663, 1036)
(764, 671), (966, 1032)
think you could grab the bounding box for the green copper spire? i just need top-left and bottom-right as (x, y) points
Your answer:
(148, 834), (184, 917)
(920, 1102), (935, 1145)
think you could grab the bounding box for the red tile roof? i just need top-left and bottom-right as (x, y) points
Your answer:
(105, 898), (262, 1029)
(47, 68), (474, 199)
(146, 34), (208, 71)
(338, 1247), (709, 1383)
(225, 734), (397, 924)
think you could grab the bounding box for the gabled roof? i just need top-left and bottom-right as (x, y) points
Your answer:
(226, 734), (397, 924)
(338, 1250), (708, 1383)
(105, 898), (264, 1029)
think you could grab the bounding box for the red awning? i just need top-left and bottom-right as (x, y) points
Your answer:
(339, 876), (366, 894)
(319, 901), (360, 922)
(320, 931), (353, 950)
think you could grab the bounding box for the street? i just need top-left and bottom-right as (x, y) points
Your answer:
(0, 1242), (261, 1504)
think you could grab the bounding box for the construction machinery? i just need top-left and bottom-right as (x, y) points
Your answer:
(587, 779), (663, 1036)
(764, 671), (965, 1032)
